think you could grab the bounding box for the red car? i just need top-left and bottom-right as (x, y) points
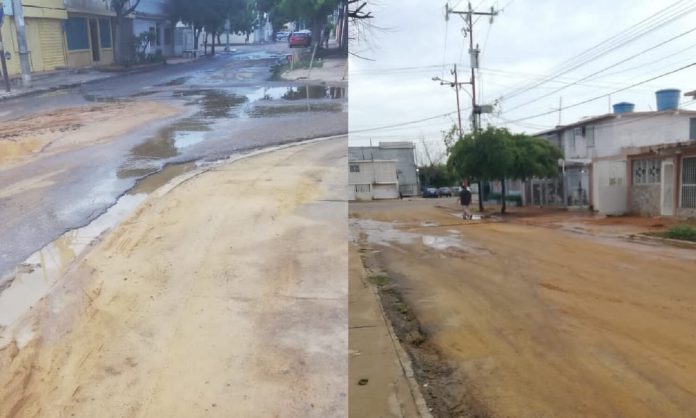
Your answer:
(288, 31), (312, 48)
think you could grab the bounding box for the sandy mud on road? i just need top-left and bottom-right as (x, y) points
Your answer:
(0, 102), (181, 168)
(351, 199), (696, 418)
(0, 139), (347, 418)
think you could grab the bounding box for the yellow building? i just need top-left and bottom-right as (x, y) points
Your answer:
(0, 0), (68, 76)
(63, 0), (116, 68)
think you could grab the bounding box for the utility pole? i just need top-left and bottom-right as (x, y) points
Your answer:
(433, 63), (470, 136)
(10, 0), (30, 87)
(446, 2), (498, 211)
(446, 2), (497, 132)
(558, 97), (562, 126)
(0, 2), (11, 92)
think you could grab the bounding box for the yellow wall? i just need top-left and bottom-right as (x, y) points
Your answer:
(66, 50), (92, 68)
(1, 1), (68, 76)
(0, 17), (21, 76)
(65, 15), (114, 68)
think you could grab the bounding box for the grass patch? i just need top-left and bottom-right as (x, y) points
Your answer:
(368, 274), (391, 287)
(651, 225), (696, 242)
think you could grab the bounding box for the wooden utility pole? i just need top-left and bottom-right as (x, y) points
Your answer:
(446, 2), (498, 211)
(446, 2), (497, 132)
(11, 0), (30, 87)
(433, 64), (469, 136)
(452, 64), (463, 135)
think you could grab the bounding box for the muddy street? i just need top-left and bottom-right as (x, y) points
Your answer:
(0, 138), (348, 417)
(350, 199), (696, 418)
(0, 43), (347, 281)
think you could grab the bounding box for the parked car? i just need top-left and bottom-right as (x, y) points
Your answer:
(275, 31), (290, 41)
(422, 188), (439, 198)
(438, 187), (452, 197)
(288, 31), (312, 48)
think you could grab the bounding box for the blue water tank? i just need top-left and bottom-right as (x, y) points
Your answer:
(612, 102), (635, 114)
(655, 89), (681, 111)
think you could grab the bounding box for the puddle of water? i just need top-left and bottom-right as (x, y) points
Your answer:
(173, 90), (247, 118)
(156, 76), (191, 87)
(248, 102), (343, 117)
(0, 193), (147, 348)
(129, 90), (158, 98)
(128, 162), (197, 195)
(351, 218), (491, 256)
(82, 93), (132, 103)
(173, 130), (206, 149)
(117, 118), (210, 180)
(246, 85), (345, 102)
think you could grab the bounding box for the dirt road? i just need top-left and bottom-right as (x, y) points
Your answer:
(351, 198), (696, 418)
(1, 138), (347, 418)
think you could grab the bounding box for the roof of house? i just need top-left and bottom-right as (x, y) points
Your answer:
(348, 142), (415, 150)
(536, 109), (696, 136)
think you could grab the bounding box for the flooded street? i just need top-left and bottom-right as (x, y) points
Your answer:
(350, 198), (696, 418)
(0, 44), (347, 282)
(0, 138), (348, 417)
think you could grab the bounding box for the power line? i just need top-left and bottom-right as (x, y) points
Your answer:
(503, 24), (696, 114)
(503, 60), (696, 123)
(500, 0), (696, 102)
(350, 111), (458, 133)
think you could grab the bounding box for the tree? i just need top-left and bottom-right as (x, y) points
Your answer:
(419, 164), (456, 188)
(169, 0), (205, 51)
(447, 127), (561, 214)
(169, 0), (241, 55)
(277, 0), (338, 47)
(106, 0), (142, 64)
(229, 0), (259, 43)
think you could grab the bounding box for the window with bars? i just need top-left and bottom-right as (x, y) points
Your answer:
(682, 157), (696, 208)
(349, 164), (360, 173)
(355, 184), (370, 193)
(633, 158), (661, 184)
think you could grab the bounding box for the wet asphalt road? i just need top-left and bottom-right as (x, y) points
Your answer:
(0, 44), (347, 281)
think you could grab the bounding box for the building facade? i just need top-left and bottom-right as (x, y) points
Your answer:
(64, 0), (118, 67)
(536, 99), (696, 217)
(348, 160), (399, 201)
(132, 0), (174, 57)
(348, 142), (419, 196)
(1, 0), (68, 75)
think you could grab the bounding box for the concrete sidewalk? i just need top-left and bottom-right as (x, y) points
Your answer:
(282, 57), (347, 83)
(349, 245), (431, 418)
(0, 61), (173, 102)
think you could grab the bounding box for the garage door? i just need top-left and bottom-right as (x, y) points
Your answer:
(39, 19), (66, 71)
(25, 18), (66, 72)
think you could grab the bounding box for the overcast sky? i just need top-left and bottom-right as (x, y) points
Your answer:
(348, 0), (696, 161)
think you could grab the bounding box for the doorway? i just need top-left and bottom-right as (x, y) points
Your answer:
(89, 19), (100, 62)
(661, 160), (675, 216)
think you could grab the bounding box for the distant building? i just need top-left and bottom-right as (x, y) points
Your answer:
(534, 90), (696, 217)
(348, 142), (419, 196)
(348, 160), (399, 200)
(132, 0), (175, 58)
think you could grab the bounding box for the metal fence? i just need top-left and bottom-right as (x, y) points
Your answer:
(526, 170), (589, 208)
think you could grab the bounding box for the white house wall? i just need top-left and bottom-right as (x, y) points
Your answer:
(348, 161), (397, 185)
(592, 160), (628, 215)
(592, 114), (692, 159)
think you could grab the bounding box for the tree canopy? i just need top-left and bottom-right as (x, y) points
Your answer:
(447, 127), (562, 213)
